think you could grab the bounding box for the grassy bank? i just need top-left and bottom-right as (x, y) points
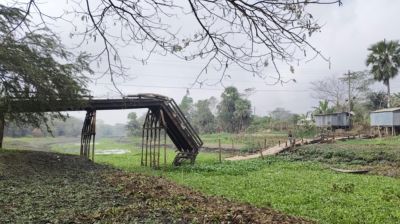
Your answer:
(4, 136), (400, 223)
(279, 136), (400, 177)
(0, 150), (308, 223)
(95, 151), (400, 224)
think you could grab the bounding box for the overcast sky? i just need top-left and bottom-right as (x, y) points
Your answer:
(11, 0), (400, 124)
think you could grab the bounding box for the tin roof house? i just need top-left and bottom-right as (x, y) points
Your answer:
(370, 107), (400, 135)
(314, 112), (352, 129)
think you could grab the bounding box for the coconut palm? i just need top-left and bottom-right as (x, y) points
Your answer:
(366, 40), (400, 108)
(313, 100), (332, 114)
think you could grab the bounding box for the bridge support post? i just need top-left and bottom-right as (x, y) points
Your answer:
(0, 113), (4, 149)
(141, 109), (166, 169)
(80, 110), (96, 160)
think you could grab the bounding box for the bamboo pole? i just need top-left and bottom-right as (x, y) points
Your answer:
(140, 114), (147, 166)
(149, 113), (154, 167)
(164, 130), (167, 170)
(92, 111), (96, 162)
(157, 125), (161, 168)
(144, 113), (150, 166)
(152, 116), (157, 167)
(0, 113), (4, 149)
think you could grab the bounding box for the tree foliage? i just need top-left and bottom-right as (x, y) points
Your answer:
(311, 71), (372, 111)
(366, 39), (400, 107)
(126, 112), (141, 136)
(0, 4), (92, 129)
(191, 99), (215, 134)
(217, 86), (251, 133)
(313, 100), (334, 114)
(179, 94), (194, 121)
(365, 91), (387, 111)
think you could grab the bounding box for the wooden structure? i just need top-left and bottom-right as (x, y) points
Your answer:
(0, 94), (203, 166)
(370, 107), (400, 136)
(314, 112), (352, 129)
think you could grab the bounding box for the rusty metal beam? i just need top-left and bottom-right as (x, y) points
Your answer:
(80, 110), (96, 160)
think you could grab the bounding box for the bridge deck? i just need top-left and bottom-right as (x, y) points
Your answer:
(2, 94), (170, 112)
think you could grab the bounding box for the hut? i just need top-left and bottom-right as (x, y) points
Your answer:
(314, 112), (352, 129)
(370, 107), (400, 136)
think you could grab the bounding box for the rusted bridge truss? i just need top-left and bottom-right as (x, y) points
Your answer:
(1, 94), (203, 166)
(141, 109), (166, 168)
(81, 110), (96, 160)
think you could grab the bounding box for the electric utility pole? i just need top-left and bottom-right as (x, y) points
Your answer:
(344, 70), (354, 129)
(347, 71), (352, 113)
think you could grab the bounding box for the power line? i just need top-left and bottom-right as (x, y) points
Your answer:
(92, 82), (311, 93)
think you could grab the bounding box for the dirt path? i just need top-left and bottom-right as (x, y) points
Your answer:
(225, 138), (321, 161)
(225, 136), (355, 161)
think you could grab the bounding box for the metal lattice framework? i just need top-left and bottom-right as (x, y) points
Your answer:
(141, 109), (166, 168)
(80, 110), (96, 160)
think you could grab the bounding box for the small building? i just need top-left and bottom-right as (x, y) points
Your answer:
(314, 112), (352, 129)
(370, 107), (400, 135)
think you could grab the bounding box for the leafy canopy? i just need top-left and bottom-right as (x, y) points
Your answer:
(366, 39), (400, 107)
(217, 86), (252, 133)
(0, 4), (92, 128)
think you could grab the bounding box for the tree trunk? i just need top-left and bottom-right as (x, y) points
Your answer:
(0, 113), (4, 148)
(387, 80), (391, 108)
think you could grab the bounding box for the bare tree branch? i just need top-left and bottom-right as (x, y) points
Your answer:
(3, 0), (342, 92)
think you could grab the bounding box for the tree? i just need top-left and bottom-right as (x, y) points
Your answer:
(391, 92), (400, 107)
(4, 1), (341, 87)
(269, 107), (294, 131)
(365, 91), (387, 110)
(217, 86), (251, 133)
(192, 99), (215, 134)
(310, 77), (347, 110)
(217, 87), (240, 132)
(310, 71), (372, 111)
(366, 40), (400, 108)
(233, 98), (252, 132)
(179, 94), (194, 121)
(313, 100), (334, 114)
(126, 112), (141, 136)
(270, 107), (293, 121)
(0, 4), (92, 147)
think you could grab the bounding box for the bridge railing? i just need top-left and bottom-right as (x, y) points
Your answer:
(165, 99), (203, 149)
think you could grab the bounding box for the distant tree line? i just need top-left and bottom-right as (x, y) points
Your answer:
(5, 116), (127, 138)
(178, 86), (253, 134)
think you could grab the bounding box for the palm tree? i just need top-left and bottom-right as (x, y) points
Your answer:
(366, 40), (400, 108)
(313, 100), (331, 114)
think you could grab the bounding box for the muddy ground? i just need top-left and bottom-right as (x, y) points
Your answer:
(0, 150), (311, 223)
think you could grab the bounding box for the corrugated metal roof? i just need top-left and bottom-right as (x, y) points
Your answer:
(371, 107), (400, 113)
(314, 112), (351, 116)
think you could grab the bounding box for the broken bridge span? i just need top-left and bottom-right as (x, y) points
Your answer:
(0, 94), (203, 166)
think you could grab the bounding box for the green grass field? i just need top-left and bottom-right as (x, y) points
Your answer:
(4, 135), (400, 223)
(94, 153), (400, 224)
(200, 132), (286, 152)
(279, 136), (400, 177)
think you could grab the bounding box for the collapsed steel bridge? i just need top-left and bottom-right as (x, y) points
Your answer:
(0, 94), (203, 166)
